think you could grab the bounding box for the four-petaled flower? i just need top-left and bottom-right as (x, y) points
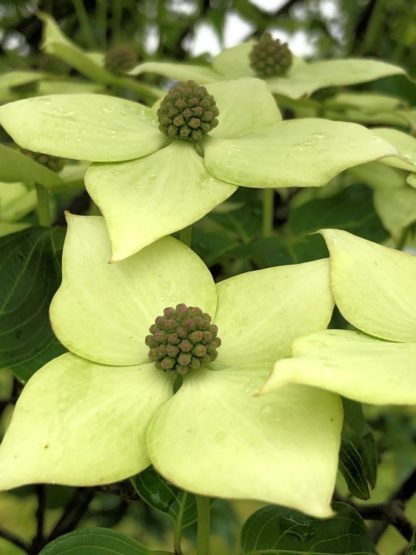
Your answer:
(130, 40), (406, 100)
(0, 214), (343, 518)
(0, 78), (398, 260)
(261, 229), (416, 406)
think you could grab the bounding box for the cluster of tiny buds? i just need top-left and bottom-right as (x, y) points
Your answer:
(104, 44), (138, 74)
(145, 304), (221, 377)
(157, 81), (219, 142)
(20, 148), (66, 172)
(249, 32), (293, 78)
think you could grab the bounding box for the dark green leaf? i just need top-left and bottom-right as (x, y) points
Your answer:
(358, 432), (378, 490)
(241, 502), (377, 554)
(131, 467), (197, 528)
(288, 184), (388, 243)
(339, 440), (371, 500)
(39, 527), (154, 554)
(0, 227), (65, 381)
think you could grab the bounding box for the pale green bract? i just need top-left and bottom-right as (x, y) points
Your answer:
(0, 78), (399, 260)
(130, 41), (406, 99)
(38, 13), (162, 102)
(0, 214), (343, 518)
(349, 161), (416, 240)
(0, 182), (36, 237)
(261, 229), (416, 405)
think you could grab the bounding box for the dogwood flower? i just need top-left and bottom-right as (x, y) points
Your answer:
(0, 214), (342, 517)
(261, 229), (416, 405)
(130, 37), (406, 100)
(0, 78), (398, 260)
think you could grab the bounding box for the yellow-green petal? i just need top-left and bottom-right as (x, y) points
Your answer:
(373, 127), (416, 172)
(322, 229), (416, 342)
(206, 78), (281, 140)
(212, 259), (333, 369)
(0, 95), (166, 162)
(129, 61), (220, 82)
(0, 353), (172, 490)
(147, 367), (342, 517)
(37, 79), (104, 95)
(204, 119), (397, 188)
(262, 330), (416, 405)
(86, 143), (236, 261)
(0, 182), (36, 222)
(373, 185), (416, 240)
(0, 222), (31, 237)
(211, 42), (255, 79)
(50, 215), (217, 366)
(267, 58), (406, 99)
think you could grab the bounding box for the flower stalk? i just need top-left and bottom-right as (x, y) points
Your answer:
(196, 495), (211, 555)
(36, 184), (52, 227)
(262, 188), (274, 238)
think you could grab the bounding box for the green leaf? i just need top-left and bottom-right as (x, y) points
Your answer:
(131, 466), (197, 528)
(0, 227), (65, 380)
(39, 527), (154, 554)
(339, 440), (370, 500)
(240, 502), (377, 554)
(358, 431), (378, 490)
(288, 185), (388, 243)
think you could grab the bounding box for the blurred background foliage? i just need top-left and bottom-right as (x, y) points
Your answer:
(0, 1), (416, 554)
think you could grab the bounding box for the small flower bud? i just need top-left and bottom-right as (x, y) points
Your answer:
(157, 81), (219, 142)
(249, 33), (293, 78)
(20, 148), (66, 172)
(104, 44), (138, 73)
(146, 303), (221, 376)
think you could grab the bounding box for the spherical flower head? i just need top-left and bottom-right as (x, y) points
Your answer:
(145, 303), (221, 377)
(104, 44), (138, 74)
(249, 33), (293, 78)
(20, 148), (66, 172)
(157, 81), (219, 142)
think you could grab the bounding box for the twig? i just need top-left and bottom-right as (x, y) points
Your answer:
(31, 485), (47, 552)
(369, 469), (416, 543)
(336, 469), (416, 543)
(47, 487), (95, 542)
(0, 526), (30, 553)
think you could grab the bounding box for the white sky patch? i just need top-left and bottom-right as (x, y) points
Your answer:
(223, 11), (254, 48)
(273, 29), (315, 57)
(188, 23), (221, 56)
(248, 0), (288, 13)
(145, 25), (159, 55)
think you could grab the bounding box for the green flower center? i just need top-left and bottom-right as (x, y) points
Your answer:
(104, 44), (138, 73)
(145, 303), (221, 377)
(20, 148), (66, 172)
(157, 81), (219, 142)
(249, 33), (293, 78)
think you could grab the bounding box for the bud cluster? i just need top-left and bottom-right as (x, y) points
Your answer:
(146, 303), (221, 377)
(249, 33), (293, 78)
(104, 44), (138, 74)
(20, 148), (66, 172)
(157, 81), (219, 142)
